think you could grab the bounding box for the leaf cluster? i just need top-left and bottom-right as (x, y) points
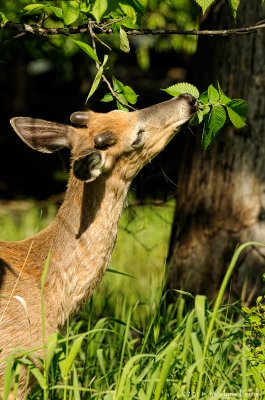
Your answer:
(0, 0), (146, 29)
(163, 82), (247, 150)
(0, 1), (251, 142)
(102, 77), (138, 110)
(243, 293), (265, 390)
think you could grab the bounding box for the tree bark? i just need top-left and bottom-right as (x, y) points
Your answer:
(167, 0), (265, 301)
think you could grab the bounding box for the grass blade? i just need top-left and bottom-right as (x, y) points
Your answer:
(191, 332), (203, 372)
(195, 295), (206, 338)
(62, 334), (85, 378)
(182, 310), (194, 363)
(3, 356), (15, 400)
(154, 343), (176, 400)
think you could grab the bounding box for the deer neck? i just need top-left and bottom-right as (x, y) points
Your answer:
(46, 170), (130, 328)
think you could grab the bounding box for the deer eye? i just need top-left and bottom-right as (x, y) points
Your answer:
(132, 129), (145, 148)
(94, 131), (117, 150)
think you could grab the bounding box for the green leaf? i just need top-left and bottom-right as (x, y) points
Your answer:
(226, 107), (246, 128)
(120, 27), (130, 53)
(86, 55), (108, 102)
(0, 11), (8, 25)
(162, 82), (200, 99)
(220, 92), (232, 105)
(120, 3), (137, 25)
(3, 356), (15, 399)
(226, 99), (247, 128)
(23, 4), (46, 14)
(71, 39), (100, 64)
(116, 99), (129, 111)
(242, 306), (251, 314)
(61, 335), (85, 378)
(73, 365), (81, 400)
(198, 91), (208, 105)
(191, 332), (203, 372)
(194, 0), (215, 14)
(46, 332), (58, 370)
(123, 86), (138, 104)
(189, 110), (204, 126)
(62, 1), (80, 25)
(30, 368), (46, 390)
(49, 6), (63, 19)
(86, 67), (103, 102)
(208, 84), (219, 103)
(202, 105), (227, 150)
(228, 0), (240, 18)
(101, 93), (114, 102)
(182, 311), (194, 363)
(226, 99), (248, 118)
(208, 104), (227, 136)
(133, 0), (148, 14)
(97, 349), (107, 376)
(202, 105), (211, 115)
(217, 82), (232, 104)
(92, 0), (108, 23)
(113, 77), (125, 94)
(195, 295), (206, 338)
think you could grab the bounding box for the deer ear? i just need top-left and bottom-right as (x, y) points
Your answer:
(10, 117), (72, 153)
(73, 150), (103, 182)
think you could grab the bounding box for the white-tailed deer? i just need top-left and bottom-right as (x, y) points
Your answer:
(0, 94), (197, 398)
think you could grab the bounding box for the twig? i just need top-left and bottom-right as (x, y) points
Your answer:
(1, 20), (265, 37)
(88, 21), (136, 110)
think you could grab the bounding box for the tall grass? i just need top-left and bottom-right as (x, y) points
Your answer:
(0, 200), (263, 399)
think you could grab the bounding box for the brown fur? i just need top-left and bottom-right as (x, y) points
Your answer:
(0, 95), (196, 398)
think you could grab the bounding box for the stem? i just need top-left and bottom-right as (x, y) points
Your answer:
(2, 20), (265, 37)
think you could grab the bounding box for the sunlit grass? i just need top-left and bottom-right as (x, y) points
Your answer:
(0, 201), (56, 241)
(2, 292), (258, 399)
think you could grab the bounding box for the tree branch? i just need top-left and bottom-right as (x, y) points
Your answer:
(1, 20), (265, 37)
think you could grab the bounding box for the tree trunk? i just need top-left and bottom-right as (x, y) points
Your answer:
(167, 0), (265, 301)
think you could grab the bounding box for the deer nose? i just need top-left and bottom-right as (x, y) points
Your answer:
(180, 93), (198, 107)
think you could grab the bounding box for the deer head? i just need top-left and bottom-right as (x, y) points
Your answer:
(10, 94), (197, 182)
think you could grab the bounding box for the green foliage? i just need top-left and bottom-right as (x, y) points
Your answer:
(2, 292), (260, 399)
(61, 1), (80, 25)
(86, 54), (109, 102)
(119, 26), (130, 53)
(1, 206), (264, 398)
(194, 0), (215, 14)
(243, 292), (265, 390)
(162, 82), (200, 98)
(194, 0), (263, 17)
(163, 81), (248, 150)
(0, 0), (143, 109)
(101, 77), (138, 110)
(228, 0), (240, 18)
(0, 0), (252, 117)
(91, 0), (108, 23)
(143, 0), (198, 59)
(71, 38), (100, 63)
(194, 0), (239, 17)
